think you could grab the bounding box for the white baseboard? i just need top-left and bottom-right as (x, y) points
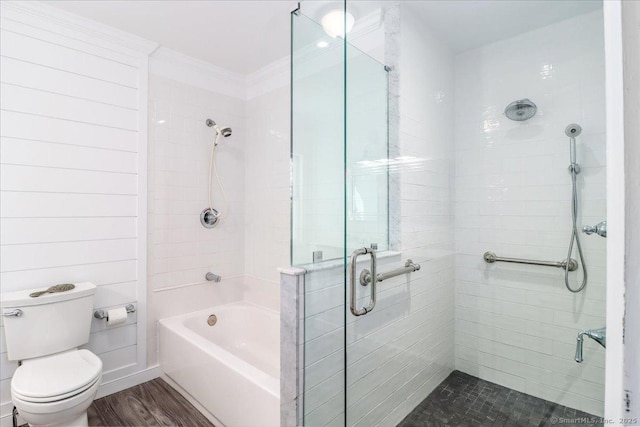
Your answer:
(0, 407), (16, 427)
(96, 364), (162, 399)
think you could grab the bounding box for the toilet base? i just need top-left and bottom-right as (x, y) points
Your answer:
(25, 411), (87, 427)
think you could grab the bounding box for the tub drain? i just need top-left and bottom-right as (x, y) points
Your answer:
(207, 314), (217, 326)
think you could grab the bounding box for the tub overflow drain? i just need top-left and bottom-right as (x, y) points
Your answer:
(207, 314), (217, 326)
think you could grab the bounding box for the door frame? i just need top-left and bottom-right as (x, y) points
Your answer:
(603, 0), (629, 423)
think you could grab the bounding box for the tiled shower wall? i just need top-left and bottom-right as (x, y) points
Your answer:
(147, 74), (247, 289)
(245, 82), (291, 284)
(453, 10), (606, 416)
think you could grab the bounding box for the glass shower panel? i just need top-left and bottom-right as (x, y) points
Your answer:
(345, 45), (389, 255)
(291, 2), (389, 266)
(291, 11), (345, 266)
(291, 8), (347, 426)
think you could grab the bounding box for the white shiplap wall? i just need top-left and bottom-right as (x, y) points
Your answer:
(0, 1), (157, 422)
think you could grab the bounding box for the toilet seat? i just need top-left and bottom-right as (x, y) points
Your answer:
(11, 376), (101, 417)
(12, 349), (102, 403)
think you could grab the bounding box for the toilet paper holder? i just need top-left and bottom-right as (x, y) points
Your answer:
(94, 304), (136, 320)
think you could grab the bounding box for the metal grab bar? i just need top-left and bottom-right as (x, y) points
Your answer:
(483, 251), (578, 271)
(360, 259), (421, 286)
(350, 247), (377, 316)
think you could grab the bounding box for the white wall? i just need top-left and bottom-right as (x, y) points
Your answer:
(453, 10), (607, 416)
(0, 1), (155, 423)
(245, 62), (291, 284)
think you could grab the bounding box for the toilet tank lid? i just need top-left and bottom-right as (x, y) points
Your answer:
(1, 282), (96, 308)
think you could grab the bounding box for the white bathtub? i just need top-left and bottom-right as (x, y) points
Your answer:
(159, 301), (280, 427)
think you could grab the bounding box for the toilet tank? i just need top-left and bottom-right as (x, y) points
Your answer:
(1, 282), (96, 361)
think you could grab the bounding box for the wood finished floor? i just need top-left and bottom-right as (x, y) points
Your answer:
(87, 378), (214, 427)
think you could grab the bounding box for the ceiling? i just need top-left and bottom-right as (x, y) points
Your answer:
(44, 0), (602, 75)
(406, 0), (602, 53)
(43, 0), (299, 75)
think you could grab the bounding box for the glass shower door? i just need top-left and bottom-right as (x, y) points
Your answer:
(344, 42), (392, 427)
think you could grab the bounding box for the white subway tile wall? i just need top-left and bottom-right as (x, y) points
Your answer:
(148, 74), (246, 290)
(146, 74), (246, 365)
(245, 85), (291, 283)
(453, 10), (606, 416)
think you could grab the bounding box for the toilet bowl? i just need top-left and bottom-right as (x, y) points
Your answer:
(11, 349), (103, 427)
(1, 283), (103, 427)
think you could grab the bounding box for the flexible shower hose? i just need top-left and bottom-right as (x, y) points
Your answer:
(564, 168), (587, 293)
(208, 135), (230, 220)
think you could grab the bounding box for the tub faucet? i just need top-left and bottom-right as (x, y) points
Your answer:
(575, 327), (606, 363)
(205, 272), (221, 282)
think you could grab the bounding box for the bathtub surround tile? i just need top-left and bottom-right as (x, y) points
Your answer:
(245, 84), (291, 283)
(453, 9), (606, 416)
(398, 371), (603, 427)
(280, 270), (306, 427)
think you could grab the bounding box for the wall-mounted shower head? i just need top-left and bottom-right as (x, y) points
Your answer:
(565, 123), (582, 137)
(504, 99), (537, 121)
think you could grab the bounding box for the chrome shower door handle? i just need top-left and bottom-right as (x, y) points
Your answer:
(350, 247), (377, 316)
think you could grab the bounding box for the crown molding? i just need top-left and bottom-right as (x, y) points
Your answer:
(246, 56), (290, 100)
(0, 1), (159, 55)
(150, 47), (246, 100)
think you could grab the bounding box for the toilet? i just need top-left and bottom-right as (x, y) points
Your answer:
(1, 282), (103, 427)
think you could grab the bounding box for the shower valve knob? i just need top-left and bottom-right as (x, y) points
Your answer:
(582, 221), (607, 238)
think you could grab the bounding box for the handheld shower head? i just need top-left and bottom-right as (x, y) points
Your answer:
(565, 124), (582, 137)
(206, 119), (233, 138)
(217, 126), (232, 137)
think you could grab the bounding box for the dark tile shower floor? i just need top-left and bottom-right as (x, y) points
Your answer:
(398, 371), (603, 427)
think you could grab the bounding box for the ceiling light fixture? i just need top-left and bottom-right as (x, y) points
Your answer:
(321, 10), (355, 38)
(317, 40), (329, 48)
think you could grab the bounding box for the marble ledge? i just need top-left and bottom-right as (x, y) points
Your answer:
(277, 266), (307, 276)
(281, 250), (403, 275)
